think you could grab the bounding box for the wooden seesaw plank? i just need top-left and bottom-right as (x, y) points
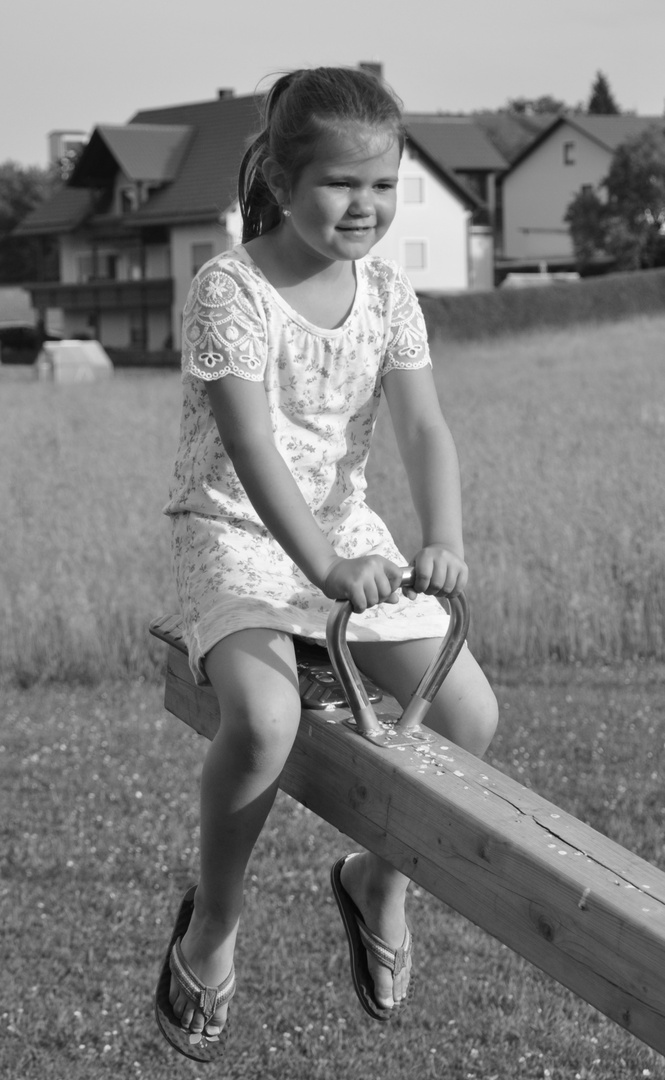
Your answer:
(150, 614), (665, 1057)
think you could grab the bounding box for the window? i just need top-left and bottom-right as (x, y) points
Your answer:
(192, 242), (214, 276)
(402, 176), (425, 203)
(403, 241), (427, 270)
(563, 141), (576, 166)
(76, 251), (117, 282)
(120, 187), (139, 213)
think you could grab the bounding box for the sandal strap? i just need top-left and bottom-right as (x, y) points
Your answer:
(169, 938), (236, 1022)
(357, 919), (411, 978)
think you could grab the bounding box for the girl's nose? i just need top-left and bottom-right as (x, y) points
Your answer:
(348, 190), (373, 217)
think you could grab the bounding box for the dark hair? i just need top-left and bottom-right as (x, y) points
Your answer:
(238, 67), (405, 242)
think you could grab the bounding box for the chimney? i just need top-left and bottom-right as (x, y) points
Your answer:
(217, 88), (234, 99)
(358, 62), (383, 80)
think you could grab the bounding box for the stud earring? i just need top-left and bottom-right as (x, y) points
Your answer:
(282, 208), (291, 218)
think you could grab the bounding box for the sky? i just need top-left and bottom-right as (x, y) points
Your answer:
(2, 0), (664, 167)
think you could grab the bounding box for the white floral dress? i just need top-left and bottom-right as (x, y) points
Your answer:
(165, 245), (449, 681)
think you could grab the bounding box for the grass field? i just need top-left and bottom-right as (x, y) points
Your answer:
(2, 314), (665, 1078)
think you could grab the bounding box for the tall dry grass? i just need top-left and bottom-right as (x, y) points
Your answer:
(1, 312), (664, 685)
(1, 371), (180, 685)
(369, 313), (665, 665)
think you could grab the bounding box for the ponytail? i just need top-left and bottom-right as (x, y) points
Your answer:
(238, 67), (404, 243)
(238, 73), (300, 243)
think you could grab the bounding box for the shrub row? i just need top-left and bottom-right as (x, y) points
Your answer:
(419, 267), (665, 343)
(105, 346), (180, 368)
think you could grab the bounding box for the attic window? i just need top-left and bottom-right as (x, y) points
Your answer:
(403, 176), (425, 203)
(563, 141), (576, 166)
(120, 186), (139, 213)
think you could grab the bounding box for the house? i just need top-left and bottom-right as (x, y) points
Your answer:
(501, 114), (665, 264)
(16, 92), (504, 355)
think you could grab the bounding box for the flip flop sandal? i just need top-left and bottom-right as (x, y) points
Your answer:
(155, 886), (236, 1062)
(331, 854), (413, 1022)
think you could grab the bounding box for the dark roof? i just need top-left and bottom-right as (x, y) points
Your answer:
(404, 115), (508, 171)
(69, 124), (193, 186)
(16, 94), (263, 235)
(127, 95), (262, 224)
(13, 185), (95, 236)
(506, 113), (665, 171)
(472, 111), (557, 164)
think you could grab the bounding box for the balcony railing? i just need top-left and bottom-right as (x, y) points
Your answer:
(27, 277), (173, 312)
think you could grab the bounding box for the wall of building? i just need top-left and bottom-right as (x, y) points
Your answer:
(503, 123), (610, 261)
(372, 147), (470, 292)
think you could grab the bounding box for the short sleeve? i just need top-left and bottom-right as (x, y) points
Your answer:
(182, 262), (267, 382)
(381, 266), (431, 376)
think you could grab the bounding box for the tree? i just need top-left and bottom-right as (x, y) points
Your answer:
(0, 161), (60, 283)
(565, 127), (665, 270)
(587, 71), (621, 115)
(505, 94), (570, 116)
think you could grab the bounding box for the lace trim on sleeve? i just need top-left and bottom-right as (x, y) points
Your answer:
(382, 266), (432, 375)
(182, 265), (267, 382)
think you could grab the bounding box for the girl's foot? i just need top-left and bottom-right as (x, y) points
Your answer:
(338, 853), (412, 1009)
(169, 894), (239, 1038)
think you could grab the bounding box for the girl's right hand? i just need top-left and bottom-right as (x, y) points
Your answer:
(322, 555), (404, 614)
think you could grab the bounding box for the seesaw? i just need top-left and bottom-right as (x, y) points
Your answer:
(150, 569), (665, 1055)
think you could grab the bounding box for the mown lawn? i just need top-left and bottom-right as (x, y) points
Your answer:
(2, 670), (664, 1080)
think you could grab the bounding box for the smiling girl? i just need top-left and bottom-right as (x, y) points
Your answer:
(156, 66), (498, 1062)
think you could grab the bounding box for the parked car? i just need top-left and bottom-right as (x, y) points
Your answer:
(0, 325), (67, 364)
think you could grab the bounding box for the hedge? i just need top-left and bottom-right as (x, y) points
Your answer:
(419, 267), (665, 344)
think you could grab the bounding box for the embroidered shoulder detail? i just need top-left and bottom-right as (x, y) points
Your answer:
(382, 265), (431, 374)
(182, 260), (267, 382)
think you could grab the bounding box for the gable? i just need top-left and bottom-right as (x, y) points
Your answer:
(69, 124), (193, 186)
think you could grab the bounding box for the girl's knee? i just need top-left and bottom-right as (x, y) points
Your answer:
(471, 683), (499, 753)
(221, 691), (301, 770)
(426, 660), (499, 756)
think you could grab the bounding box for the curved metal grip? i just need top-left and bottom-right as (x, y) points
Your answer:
(325, 566), (469, 740)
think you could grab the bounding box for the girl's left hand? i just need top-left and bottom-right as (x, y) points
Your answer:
(404, 544), (468, 600)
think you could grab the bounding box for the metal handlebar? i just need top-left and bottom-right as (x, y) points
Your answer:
(325, 566), (469, 745)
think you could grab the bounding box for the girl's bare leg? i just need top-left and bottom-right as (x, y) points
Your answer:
(170, 628), (300, 1037)
(342, 638), (498, 1008)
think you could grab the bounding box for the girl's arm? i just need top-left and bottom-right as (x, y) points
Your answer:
(205, 377), (402, 612)
(382, 364), (468, 597)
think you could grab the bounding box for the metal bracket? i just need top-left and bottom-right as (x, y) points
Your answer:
(325, 566), (469, 747)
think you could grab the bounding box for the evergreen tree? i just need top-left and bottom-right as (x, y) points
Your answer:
(587, 71), (621, 115)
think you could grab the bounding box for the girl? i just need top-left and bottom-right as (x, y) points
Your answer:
(156, 66), (498, 1061)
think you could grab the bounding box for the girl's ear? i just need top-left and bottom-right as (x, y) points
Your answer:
(262, 157), (290, 209)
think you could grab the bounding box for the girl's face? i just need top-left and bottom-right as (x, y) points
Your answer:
(280, 125), (400, 265)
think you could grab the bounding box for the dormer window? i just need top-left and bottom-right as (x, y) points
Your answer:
(120, 186), (139, 213)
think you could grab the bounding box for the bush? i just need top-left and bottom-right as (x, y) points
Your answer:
(419, 267), (665, 343)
